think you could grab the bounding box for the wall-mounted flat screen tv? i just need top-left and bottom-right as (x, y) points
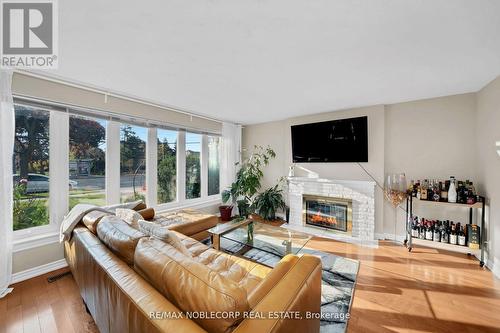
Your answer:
(291, 116), (368, 163)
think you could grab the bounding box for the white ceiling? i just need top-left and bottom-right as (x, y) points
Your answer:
(50, 0), (500, 124)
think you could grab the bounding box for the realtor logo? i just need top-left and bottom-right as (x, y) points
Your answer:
(1, 0), (58, 68)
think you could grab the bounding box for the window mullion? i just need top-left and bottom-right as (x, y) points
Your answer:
(177, 131), (186, 203)
(146, 127), (157, 207)
(49, 111), (69, 228)
(106, 121), (121, 205)
(201, 134), (208, 198)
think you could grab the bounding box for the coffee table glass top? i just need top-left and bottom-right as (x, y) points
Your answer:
(220, 221), (312, 256)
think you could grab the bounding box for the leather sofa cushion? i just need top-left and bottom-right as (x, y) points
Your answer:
(176, 232), (272, 297)
(134, 237), (250, 333)
(153, 209), (218, 236)
(82, 210), (111, 234)
(97, 215), (145, 265)
(247, 254), (299, 308)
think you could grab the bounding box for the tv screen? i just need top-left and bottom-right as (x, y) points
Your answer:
(291, 116), (368, 163)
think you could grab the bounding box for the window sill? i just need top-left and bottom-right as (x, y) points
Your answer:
(13, 231), (60, 253)
(12, 196), (222, 253)
(155, 195), (221, 213)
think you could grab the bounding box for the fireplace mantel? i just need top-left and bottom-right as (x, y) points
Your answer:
(284, 176), (377, 246)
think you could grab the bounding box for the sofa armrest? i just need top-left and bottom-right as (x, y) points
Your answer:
(233, 254), (322, 333)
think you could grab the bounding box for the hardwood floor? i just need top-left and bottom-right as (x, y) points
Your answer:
(306, 239), (500, 333)
(1, 238), (499, 333)
(0, 268), (98, 333)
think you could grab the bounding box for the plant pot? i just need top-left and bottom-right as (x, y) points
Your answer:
(219, 205), (233, 221)
(237, 200), (251, 218)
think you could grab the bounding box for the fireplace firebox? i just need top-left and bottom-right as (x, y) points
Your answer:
(303, 195), (352, 232)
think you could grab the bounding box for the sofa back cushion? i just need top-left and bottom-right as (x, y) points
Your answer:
(134, 237), (249, 333)
(96, 215), (145, 265)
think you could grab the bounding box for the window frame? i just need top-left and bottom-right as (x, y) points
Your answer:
(12, 97), (222, 249)
(13, 103), (68, 245)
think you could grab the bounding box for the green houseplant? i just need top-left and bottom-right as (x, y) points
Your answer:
(253, 181), (287, 220)
(222, 145), (276, 217)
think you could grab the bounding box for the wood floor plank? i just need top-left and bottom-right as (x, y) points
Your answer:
(1, 236), (499, 333)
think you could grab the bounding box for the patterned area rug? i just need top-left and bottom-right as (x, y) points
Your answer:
(205, 237), (359, 333)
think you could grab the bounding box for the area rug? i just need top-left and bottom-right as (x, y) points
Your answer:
(208, 238), (359, 333)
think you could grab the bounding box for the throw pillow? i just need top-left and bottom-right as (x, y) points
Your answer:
(138, 220), (192, 257)
(115, 208), (143, 229)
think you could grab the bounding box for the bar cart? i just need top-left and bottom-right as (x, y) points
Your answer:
(404, 195), (486, 267)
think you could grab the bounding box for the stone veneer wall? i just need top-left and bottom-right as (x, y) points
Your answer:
(288, 178), (376, 242)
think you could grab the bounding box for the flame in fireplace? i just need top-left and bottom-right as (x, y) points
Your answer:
(309, 211), (337, 225)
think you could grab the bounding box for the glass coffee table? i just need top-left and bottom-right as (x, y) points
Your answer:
(207, 219), (312, 259)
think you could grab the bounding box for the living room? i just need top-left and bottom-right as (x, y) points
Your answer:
(1, 1), (500, 333)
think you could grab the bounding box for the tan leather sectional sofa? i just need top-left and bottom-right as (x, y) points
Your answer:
(64, 212), (322, 333)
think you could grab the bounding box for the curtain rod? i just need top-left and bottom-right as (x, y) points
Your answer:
(13, 69), (225, 124)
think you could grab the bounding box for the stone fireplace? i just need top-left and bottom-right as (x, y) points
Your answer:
(303, 195), (352, 233)
(284, 176), (376, 246)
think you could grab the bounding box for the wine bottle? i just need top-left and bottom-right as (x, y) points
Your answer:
(425, 221), (433, 240)
(419, 219), (426, 239)
(441, 220), (450, 243)
(449, 223), (457, 245)
(433, 221), (441, 242)
(458, 226), (466, 246)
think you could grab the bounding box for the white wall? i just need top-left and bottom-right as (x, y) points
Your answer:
(385, 93), (477, 238)
(242, 93), (477, 238)
(476, 76), (500, 277)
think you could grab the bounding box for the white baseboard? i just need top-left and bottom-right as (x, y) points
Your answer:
(487, 257), (500, 280)
(11, 258), (68, 284)
(375, 232), (407, 243)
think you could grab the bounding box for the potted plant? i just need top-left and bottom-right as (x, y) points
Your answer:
(253, 180), (287, 221)
(221, 145), (276, 218)
(218, 204), (233, 221)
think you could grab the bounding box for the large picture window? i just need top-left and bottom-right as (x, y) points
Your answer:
(208, 136), (220, 196)
(69, 115), (106, 209)
(120, 124), (146, 203)
(157, 129), (177, 204)
(13, 105), (50, 231)
(186, 132), (201, 199)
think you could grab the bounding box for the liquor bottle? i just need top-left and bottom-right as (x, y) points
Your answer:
(433, 221), (441, 242)
(425, 221), (433, 240)
(441, 221), (450, 243)
(467, 182), (476, 204)
(458, 181), (468, 204)
(413, 180), (420, 198)
(458, 226), (466, 246)
(421, 180), (428, 200)
(432, 181), (441, 202)
(427, 180), (434, 201)
(449, 223), (458, 245)
(440, 181), (448, 202)
(448, 177), (457, 203)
